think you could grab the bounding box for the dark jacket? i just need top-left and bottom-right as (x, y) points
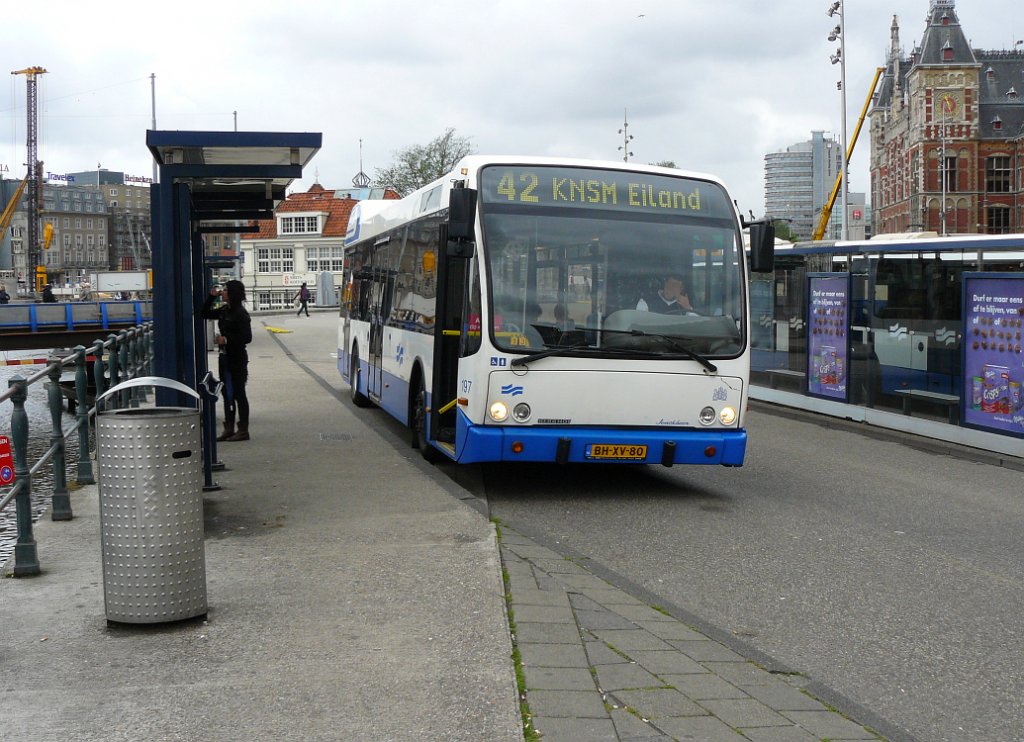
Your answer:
(0, 289), (10, 304)
(42, 287), (57, 303)
(201, 295), (252, 378)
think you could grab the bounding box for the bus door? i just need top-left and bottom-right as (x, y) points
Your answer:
(367, 237), (395, 400)
(430, 188), (477, 448)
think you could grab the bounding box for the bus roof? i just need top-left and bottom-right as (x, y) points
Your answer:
(778, 233), (1024, 256)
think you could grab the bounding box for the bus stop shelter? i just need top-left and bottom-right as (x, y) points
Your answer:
(147, 130), (322, 485)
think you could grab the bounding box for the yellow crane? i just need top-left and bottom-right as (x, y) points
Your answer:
(0, 176), (28, 233)
(812, 67), (884, 241)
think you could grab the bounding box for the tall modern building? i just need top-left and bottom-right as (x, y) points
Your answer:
(764, 131), (843, 241)
(870, 0), (1024, 235)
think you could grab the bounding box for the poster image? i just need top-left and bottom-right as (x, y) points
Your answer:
(962, 273), (1024, 437)
(806, 273), (850, 401)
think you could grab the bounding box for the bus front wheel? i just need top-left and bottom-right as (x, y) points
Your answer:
(350, 348), (371, 408)
(413, 382), (442, 463)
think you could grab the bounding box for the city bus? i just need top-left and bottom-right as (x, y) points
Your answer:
(339, 156), (774, 464)
(752, 232), (1024, 413)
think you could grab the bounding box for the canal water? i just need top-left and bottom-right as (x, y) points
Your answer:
(1, 348), (86, 565)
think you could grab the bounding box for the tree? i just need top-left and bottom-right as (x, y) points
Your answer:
(649, 160), (678, 169)
(373, 128), (475, 196)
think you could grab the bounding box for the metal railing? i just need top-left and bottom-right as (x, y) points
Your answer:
(0, 323), (154, 576)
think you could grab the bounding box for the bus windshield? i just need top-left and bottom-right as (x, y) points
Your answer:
(478, 165), (745, 358)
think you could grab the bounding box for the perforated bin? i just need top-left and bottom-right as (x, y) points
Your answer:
(95, 377), (207, 624)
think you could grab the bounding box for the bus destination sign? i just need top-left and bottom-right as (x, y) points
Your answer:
(479, 165), (731, 219)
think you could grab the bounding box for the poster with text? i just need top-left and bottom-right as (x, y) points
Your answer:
(806, 273), (850, 401)
(962, 273), (1024, 437)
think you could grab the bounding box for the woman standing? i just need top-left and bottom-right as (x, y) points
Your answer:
(202, 280), (253, 441)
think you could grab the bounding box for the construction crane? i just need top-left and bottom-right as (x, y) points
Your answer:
(0, 176), (28, 234)
(812, 67), (884, 241)
(11, 66), (47, 290)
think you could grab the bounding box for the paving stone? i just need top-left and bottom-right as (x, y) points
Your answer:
(578, 587), (644, 605)
(531, 715), (619, 741)
(513, 604), (576, 624)
(610, 708), (671, 740)
(515, 621), (581, 644)
(592, 629), (674, 652)
(612, 688), (706, 719)
(531, 557), (590, 574)
(507, 543), (564, 560)
(671, 641), (745, 662)
(608, 603), (677, 623)
(635, 620), (707, 641)
(629, 650), (707, 676)
(574, 608), (637, 631)
(742, 682), (827, 711)
(661, 673), (747, 700)
(555, 573), (614, 590)
(524, 666), (597, 691)
(699, 698), (789, 728)
(527, 689), (609, 718)
(595, 662), (667, 692)
(498, 530), (534, 545)
(533, 568), (565, 591)
(701, 661), (777, 687)
(568, 593), (606, 612)
(585, 640), (629, 666)
(782, 710), (879, 739)
(510, 588), (571, 608)
(518, 641), (591, 669)
(741, 726), (820, 742)
(654, 714), (750, 740)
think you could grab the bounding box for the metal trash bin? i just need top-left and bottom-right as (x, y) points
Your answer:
(95, 377), (207, 624)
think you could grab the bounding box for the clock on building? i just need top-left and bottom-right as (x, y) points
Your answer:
(938, 92), (960, 116)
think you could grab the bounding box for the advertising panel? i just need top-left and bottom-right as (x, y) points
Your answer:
(806, 273), (850, 401)
(962, 273), (1024, 437)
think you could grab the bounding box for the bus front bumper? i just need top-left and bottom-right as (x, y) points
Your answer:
(455, 418), (747, 466)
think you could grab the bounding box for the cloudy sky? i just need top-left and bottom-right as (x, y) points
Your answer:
(2, 1), (1016, 216)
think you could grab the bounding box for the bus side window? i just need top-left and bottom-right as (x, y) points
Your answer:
(462, 258), (483, 356)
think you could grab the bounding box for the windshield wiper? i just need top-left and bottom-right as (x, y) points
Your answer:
(511, 342), (592, 367)
(583, 327), (718, 373)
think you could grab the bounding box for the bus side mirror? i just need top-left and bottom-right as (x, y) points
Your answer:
(448, 187), (477, 241)
(749, 222), (775, 273)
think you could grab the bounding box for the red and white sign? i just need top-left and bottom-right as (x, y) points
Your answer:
(0, 435), (15, 485)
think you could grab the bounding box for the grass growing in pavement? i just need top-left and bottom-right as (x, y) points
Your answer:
(494, 520), (541, 742)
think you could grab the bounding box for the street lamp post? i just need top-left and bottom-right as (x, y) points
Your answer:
(828, 1), (849, 241)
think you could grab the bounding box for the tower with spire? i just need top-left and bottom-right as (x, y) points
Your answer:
(869, 0), (1023, 235)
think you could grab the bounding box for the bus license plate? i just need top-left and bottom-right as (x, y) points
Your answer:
(586, 444), (648, 460)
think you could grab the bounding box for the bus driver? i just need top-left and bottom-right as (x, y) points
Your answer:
(636, 273), (697, 315)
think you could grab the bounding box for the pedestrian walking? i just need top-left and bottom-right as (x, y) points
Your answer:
(0, 284), (10, 304)
(294, 282), (310, 317)
(202, 280), (253, 441)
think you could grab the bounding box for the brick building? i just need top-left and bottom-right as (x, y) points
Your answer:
(870, 0), (1024, 235)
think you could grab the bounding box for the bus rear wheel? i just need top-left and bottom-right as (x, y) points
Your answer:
(350, 348), (371, 408)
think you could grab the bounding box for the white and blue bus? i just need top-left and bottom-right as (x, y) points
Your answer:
(752, 232), (1024, 411)
(339, 156), (774, 464)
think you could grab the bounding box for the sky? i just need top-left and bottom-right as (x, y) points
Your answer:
(2, 1), (1017, 218)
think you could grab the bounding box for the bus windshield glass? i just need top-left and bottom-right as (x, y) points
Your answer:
(478, 165), (745, 358)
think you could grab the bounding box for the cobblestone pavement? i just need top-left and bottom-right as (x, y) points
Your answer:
(500, 526), (886, 742)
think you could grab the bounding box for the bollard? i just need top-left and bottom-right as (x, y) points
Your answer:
(106, 334), (119, 408)
(73, 345), (95, 485)
(8, 376), (40, 576)
(46, 360), (72, 521)
(92, 338), (106, 406)
(118, 331), (130, 408)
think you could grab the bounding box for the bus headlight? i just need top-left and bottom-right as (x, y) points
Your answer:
(719, 406), (737, 425)
(699, 406), (716, 425)
(489, 401), (510, 422)
(512, 402), (532, 422)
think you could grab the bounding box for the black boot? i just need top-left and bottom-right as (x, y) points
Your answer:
(228, 424), (249, 441)
(217, 422), (235, 441)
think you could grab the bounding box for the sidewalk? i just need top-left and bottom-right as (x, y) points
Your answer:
(0, 312), (520, 741)
(2, 312), (893, 741)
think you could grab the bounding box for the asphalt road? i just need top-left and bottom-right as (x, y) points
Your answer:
(473, 409), (1024, 742)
